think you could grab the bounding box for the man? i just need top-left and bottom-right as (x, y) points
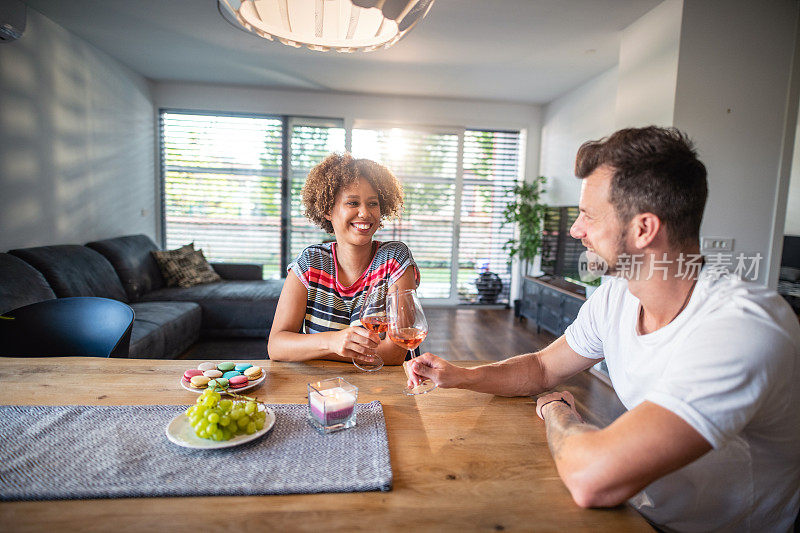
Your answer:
(408, 127), (800, 532)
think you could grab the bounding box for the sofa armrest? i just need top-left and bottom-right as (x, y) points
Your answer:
(211, 263), (263, 281)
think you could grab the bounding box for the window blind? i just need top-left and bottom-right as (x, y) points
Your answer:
(352, 127), (459, 299)
(161, 111), (283, 278)
(288, 120), (346, 262)
(457, 130), (523, 304)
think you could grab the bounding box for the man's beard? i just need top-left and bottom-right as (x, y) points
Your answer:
(597, 227), (630, 277)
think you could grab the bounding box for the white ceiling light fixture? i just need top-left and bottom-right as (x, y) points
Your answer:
(218, 0), (435, 53)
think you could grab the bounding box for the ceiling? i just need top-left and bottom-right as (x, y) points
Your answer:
(23, 0), (663, 105)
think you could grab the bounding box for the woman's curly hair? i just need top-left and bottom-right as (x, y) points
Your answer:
(302, 153), (404, 234)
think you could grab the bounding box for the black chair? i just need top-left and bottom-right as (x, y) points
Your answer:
(0, 297), (134, 357)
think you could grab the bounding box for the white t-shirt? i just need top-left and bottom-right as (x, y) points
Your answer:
(565, 267), (800, 532)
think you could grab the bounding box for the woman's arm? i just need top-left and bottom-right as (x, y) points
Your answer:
(375, 266), (419, 365)
(267, 271), (379, 362)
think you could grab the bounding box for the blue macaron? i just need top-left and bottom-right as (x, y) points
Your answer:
(234, 363), (252, 372)
(222, 370), (241, 380)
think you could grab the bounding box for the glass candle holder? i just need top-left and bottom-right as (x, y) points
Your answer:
(307, 377), (358, 434)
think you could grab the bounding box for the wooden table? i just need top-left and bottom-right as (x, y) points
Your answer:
(0, 358), (651, 532)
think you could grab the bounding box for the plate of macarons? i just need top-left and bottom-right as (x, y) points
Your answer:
(181, 361), (266, 394)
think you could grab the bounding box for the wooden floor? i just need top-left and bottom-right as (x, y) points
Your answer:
(422, 307), (557, 361)
(182, 308), (627, 427)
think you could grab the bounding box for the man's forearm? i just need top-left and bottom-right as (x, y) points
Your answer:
(460, 352), (548, 396)
(543, 402), (599, 461)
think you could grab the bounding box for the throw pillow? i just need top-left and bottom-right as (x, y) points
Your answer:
(151, 244), (222, 288)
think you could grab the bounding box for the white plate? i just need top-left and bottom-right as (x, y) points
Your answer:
(165, 404), (276, 449)
(180, 372), (266, 394)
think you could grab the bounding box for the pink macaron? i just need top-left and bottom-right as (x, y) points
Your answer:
(183, 369), (203, 381)
(229, 375), (249, 388)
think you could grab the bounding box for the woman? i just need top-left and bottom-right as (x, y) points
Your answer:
(268, 153), (419, 365)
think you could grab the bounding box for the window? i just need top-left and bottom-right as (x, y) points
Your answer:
(352, 126), (460, 299)
(160, 110), (523, 303)
(287, 118), (346, 262)
(352, 125), (523, 303)
(458, 130), (524, 304)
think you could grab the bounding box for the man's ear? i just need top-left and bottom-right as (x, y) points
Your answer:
(630, 213), (661, 249)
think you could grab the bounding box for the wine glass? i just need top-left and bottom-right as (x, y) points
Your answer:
(386, 288), (435, 395)
(355, 278), (388, 371)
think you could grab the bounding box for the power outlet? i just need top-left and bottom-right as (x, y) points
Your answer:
(701, 237), (734, 252)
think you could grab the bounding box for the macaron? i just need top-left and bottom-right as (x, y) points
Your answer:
(244, 366), (262, 380)
(203, 369), (223, 378)
(197, 362), (217, 371)
(217, 362), (236, 372)
(235, 363), (252, 372)
(222, 370), (241, 380)
(183, 369), (203, 381)
(229, 375), (249, 388)
(207, 379), (229, 390)
(190, 375), (211, 389)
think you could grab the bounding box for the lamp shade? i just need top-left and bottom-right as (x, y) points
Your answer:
(218, 0), (435, 52)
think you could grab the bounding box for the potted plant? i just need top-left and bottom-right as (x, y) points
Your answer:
(502, 175), (548, 276)
(503, 176), (548, 315)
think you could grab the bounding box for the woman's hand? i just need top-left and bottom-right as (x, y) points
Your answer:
(329, 326), (380, 361)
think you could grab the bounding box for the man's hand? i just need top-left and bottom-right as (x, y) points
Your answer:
(329, 327), (379, 361)
(536, 390), (581, 421)
(405, 352), (467, 389)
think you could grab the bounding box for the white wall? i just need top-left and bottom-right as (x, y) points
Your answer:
(614, 0), (683, 128)
(0, 8), (156, 251)
(539, 66), (618, 206)
(672, 0), (799, 286)
(784, 111), (800, 237)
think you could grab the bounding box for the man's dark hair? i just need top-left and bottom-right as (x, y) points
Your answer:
(575, 126), (708, 248)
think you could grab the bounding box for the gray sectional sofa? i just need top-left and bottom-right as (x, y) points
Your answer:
(0, 235), (284, 358)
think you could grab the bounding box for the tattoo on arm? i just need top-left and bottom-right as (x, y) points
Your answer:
(544, 404), (599, 461)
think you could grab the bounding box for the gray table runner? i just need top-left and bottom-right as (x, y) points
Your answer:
(0, 402), (392, 501)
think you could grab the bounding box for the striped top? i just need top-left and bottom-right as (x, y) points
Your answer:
(288, 241), (419, 334)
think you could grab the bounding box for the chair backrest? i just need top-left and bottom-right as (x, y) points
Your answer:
(0, 297), (134, 357)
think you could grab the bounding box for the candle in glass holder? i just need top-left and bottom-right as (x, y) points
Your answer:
(307, 378), (358, 434)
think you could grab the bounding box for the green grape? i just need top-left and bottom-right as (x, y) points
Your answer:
(207, 422), (218, 434)
(219, 399), (232, 411)
(237, 417), (249, 429)
(190, 415), (203, 426)
(197, 428), (209, 439)
(246, 422), (256, 435)
(195, 405), (207, 415)
(230, 409), (243, 421)
(212, 429), (224, 441)
(207, 413), (220, 424)
(255, 419), (264, 430)
(222, 428), (232, 440)
(254, 411), (266, 423)
(244, 402), (256, 415)
(202, 397), (215, 407)
(219, 415), (230, 427)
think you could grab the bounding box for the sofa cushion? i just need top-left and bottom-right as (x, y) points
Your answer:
(152, 245), (222, 288)
(86, 234), (165, 301)
(128, 301), (201, 359)
(140, 280), (283, 337)
(0, 253), (57, 314)
(9, 245), (128, 302)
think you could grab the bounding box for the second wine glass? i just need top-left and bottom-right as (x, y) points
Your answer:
(386, 288), (435, 395)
